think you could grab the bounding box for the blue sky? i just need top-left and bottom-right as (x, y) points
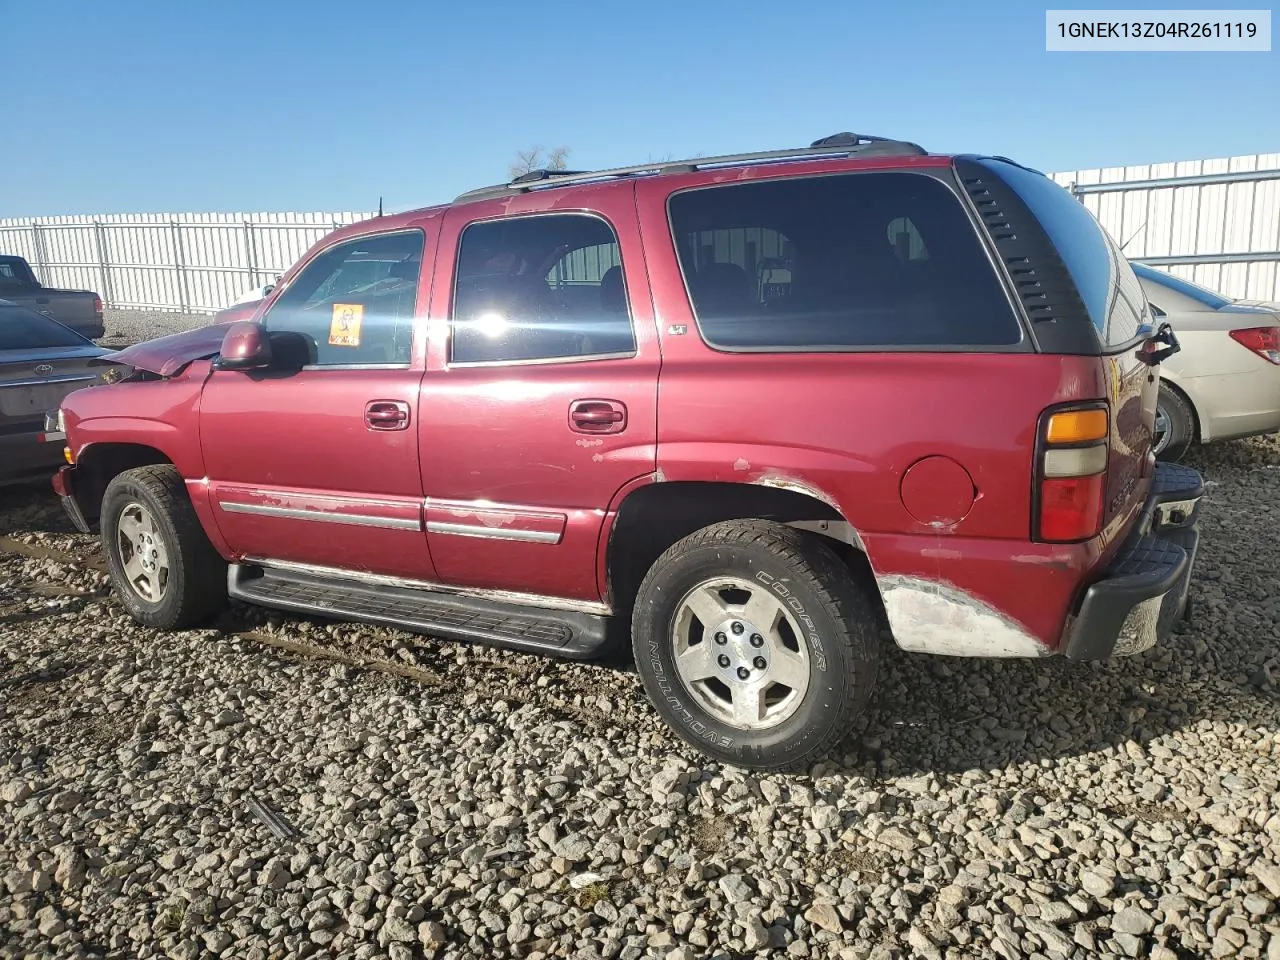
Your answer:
(2, 0), (1275, 217)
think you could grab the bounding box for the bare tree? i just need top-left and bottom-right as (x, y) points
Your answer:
(509, 145), (571, 179)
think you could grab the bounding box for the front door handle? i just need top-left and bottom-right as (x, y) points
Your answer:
(569, 399), (626, 434)
(365, 400), (410, 431)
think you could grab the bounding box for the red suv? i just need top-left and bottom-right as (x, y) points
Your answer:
(48, 133), (1203, 770)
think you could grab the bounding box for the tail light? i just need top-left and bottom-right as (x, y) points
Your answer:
(1034, 404), (1109, 543)
(93, 296), (104, 316)
(1229, 326), (1280, 364)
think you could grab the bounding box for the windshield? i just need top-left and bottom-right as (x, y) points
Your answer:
(0, 304), (91, 350)
(1130, 262), (1233, 309)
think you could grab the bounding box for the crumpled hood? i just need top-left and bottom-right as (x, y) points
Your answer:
(96, 323), (228, 377)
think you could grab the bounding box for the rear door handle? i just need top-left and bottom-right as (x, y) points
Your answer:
(365, 400), (410, 431)
(569, 399), (627, 434)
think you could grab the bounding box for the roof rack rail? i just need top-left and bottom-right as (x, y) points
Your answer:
(454, 132), (927, 204)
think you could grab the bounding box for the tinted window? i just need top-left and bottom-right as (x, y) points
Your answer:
(1131, 262), (1232, 309)
(0, 258), (37, 288)
(451, 214), (636, 364)
(264, 231), (423, 366)
(985, 160), (1148, 347)
(0, 305), (88, 349)
(667, 172), (1022, 350)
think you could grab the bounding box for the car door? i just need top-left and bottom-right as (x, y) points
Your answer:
(199, 225), (437, 581)
(418, 188), (660, 603)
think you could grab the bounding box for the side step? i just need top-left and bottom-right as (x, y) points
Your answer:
(228, 564), (611, 660)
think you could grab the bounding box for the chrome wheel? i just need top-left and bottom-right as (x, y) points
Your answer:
(1153, 405), (1171, 454)
(116, 502), (169, 602)
(671, 575), (810, 731)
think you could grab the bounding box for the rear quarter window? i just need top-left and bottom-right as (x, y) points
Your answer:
(981, 160), (1148, 350)
(667, 171), (1024, 351)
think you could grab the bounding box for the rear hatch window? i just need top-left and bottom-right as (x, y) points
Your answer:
(667, 170), (1025, 351)
(0, 305), (89, 350)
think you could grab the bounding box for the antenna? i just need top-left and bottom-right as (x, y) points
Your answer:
(377, 196), (384, 217)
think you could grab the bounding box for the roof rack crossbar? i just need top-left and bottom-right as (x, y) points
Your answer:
(454, 133), (927, 203)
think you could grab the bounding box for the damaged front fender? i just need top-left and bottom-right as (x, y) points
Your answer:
(95, 324), (230, 378)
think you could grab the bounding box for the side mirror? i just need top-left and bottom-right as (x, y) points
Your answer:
(215, 321), (272, 371)
(261, 283), (276, 298)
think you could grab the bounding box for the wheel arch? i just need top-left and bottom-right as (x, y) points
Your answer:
(1158, 375), (1203, 444)
(602, 479), (882, 620)
(69, 442), (174, 529)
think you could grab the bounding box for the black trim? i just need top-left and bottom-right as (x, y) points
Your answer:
(953, 156), (1103, 356)
(228, 564), (611, 660)
(1063, 461), (1204, 660)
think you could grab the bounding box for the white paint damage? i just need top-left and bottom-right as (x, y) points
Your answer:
(877, 575), (1049, 658)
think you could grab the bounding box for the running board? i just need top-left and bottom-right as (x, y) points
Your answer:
(228, 564), (610, 660)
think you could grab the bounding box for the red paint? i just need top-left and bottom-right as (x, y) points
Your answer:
(899, 456), (976, 526)
(53, 150), (1162, 654)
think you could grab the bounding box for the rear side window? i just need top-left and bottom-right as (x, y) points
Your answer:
(983, 160), (1147, 348)
(450, 214), (636, 364)
(263, 230), (423, 366)
(667, 172), (1022, 351)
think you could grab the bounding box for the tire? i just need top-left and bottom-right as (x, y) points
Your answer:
(1154, 381), (1195, 462)
(100, 465), (228, 630)
(631, 519), (879, 771)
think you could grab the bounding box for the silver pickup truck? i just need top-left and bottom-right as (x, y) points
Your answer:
(0, 255), (105, 340)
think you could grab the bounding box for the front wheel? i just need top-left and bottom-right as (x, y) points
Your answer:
(631, 520), (879, 770)
(101, 465), (228, 629)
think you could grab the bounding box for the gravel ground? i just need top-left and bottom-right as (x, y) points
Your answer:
(2, 437), (1279, 960)
(97, 308), (219, 348)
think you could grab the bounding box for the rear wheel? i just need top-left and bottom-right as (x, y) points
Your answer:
(631, 519), (879, 770)
(101, 466), (228, 629)
(1154, 381), (1195, 462)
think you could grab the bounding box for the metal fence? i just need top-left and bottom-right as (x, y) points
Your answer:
(2, 150), (1278, 314)
(1050, 152), (1280, 302)
(0, 211), (375, 314)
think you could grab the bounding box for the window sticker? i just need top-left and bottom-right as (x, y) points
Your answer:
(329, 304), (363, 346)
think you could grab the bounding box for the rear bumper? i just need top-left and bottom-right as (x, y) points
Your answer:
(51, 464), (93, 534)
(1063, 462), (1203, 660)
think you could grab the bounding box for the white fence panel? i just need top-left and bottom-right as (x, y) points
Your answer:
(0, 210), (375, 314)
(1052, 152), (1280, 302)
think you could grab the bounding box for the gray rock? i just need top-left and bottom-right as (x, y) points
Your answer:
(1254, 862), (1280, 899)
(1080, 869), (1116, 899)
(804, 901), (843, 935)
(1038, 901), (1076, 925)
(811, 804), (842, 831)
(908, 926), (942, 960)
(1112, 906), (1155, 936)
(419, 921), (447, 947)
(382, 917), (416, 943)
(258, 858), (290, 889)
(555, 834), (594, 861)
(718, 874), (753, 904)
(0, 780), (32, 804)
(743, 916), (771, 952)
(877, 827), (919, 853)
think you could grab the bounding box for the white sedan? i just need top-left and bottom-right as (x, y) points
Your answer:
(1132, 262), (1280, 459)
